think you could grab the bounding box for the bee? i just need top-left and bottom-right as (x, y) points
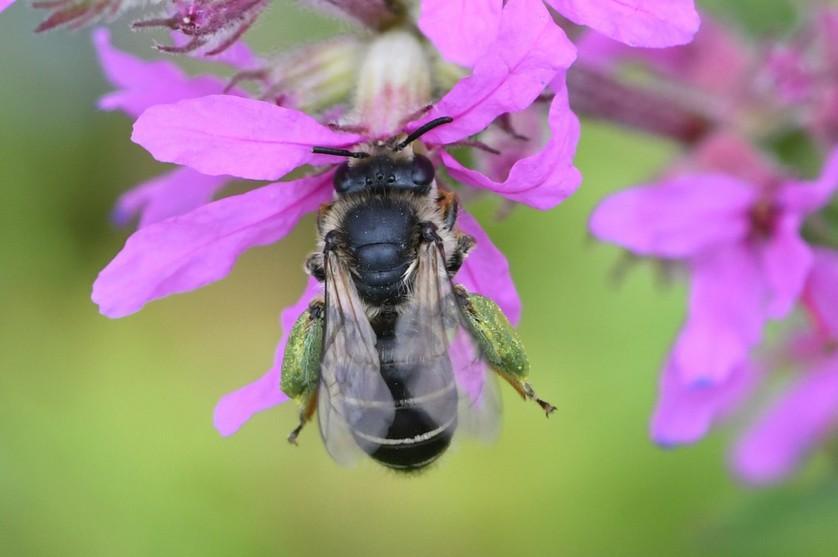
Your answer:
(280, 117), (555, 471)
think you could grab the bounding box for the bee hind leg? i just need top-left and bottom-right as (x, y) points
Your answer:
(501, 375), (556, 417)
(280, 299), (326, 444)
(288, 392), (318, 445)
(457, 289), (556, 417)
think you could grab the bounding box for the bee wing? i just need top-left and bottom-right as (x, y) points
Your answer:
(450, 329), (502, 443)
(317, 250), (395, 466)
(392, 239), (502, 444)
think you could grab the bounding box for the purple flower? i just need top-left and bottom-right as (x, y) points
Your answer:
(731, 249), (838, 485)
(110, 168), (230, 229)
(0, 0), (14, 13)
(591, 146), (838, 445)
(757, 7), (838, 146)
(128, 2), (579, 210)
(764, 45), (816, 105)
(93, 28), (242, 228)
(92, 5), (580, 434)
(419, 0), (700, 67)
(577, 16), (751, 100)
(652, 358), (757, 449)
(93, 28), (243, 118)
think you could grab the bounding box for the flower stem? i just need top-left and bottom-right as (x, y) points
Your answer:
(567, 65), (713, 146)
(318, 0), (405, 30)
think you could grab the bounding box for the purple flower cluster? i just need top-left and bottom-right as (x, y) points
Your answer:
(16, 0), (838, 486)
(587, 9), (838, 484)
(79, 0), (702, 436)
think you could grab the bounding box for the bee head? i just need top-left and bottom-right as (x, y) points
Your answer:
(313, 117), (452, 196)
(330, 153), (435, 195)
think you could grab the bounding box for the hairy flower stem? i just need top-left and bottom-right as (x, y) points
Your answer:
(309, 0), (405, 30)
(567, 64), (713, 146)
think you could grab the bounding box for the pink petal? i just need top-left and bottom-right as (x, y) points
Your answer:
(758, 216), (812, 318)
(455, 210), (522, 325)
(214, 278), (323, 436)
(765, 45), (816, 105)
(205, 40), (260, 69)
(410, 0), (575, 146)
(113, 167), (229, 229)
(92, 28), (228, 118)
(651, 358), (755, 446)
(731, 356), (838, 485)
(806, 248), (838, 337)
(674, 243), (767, 385)
(418, 0), (503, 68)
(590, 174), (753, 258)
(131, 95), (362, 180)
(450, 330), (491, 406)
(93, 173), (333, 318)
(0, 0), (14, 12)
(577, 19), (750, 98)
(546, 0), (700, 48)
(779, 146), (838, 215)
(819, 7), (838, 70)
(440, 82), (581, 210)
(681, 133), (779, 188)
(575, 30), (632, 69)
(810, 85), (838, 145)
(474, 102), (545, 182)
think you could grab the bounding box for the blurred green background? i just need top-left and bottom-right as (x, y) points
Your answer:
(2, 1), (837, 556)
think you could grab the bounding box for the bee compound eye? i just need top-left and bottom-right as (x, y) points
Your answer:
(333, 162), (352, 194)
(411, 155), (435, 187)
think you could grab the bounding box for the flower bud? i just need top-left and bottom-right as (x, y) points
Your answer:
(353, 29), (432, 137)
(133, 0), (268, 55)
(259, 37), (364, 113)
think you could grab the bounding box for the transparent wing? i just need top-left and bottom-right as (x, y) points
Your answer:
(391, 238), (502, 444)
(450, 329), (502, 443)
(317, 249), (394, 466)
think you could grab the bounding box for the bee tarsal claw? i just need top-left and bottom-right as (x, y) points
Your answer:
(536, 399), (557, 417)
(287, 424), (304, 446)
(520, 382), (555, 417)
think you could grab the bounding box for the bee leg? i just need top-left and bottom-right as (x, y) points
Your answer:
(456, 289), (556, 417)
(288, 392), (318, 445)
(437, 190), (459, 231)
(500, 375), (556, 417)
(280, 299), (326, 444)
(447, 234), (475, 275)
(305, 252), (326, 282)
(433, 191), (475, 275)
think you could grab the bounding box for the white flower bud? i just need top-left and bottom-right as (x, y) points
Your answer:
(354, 29), (432, 137)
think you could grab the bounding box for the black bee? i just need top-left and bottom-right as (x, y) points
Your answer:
(280, 118), (554, 472)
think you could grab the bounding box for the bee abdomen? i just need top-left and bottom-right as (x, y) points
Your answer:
(371, 385), (458, 472)
(350, 372), (458, 472)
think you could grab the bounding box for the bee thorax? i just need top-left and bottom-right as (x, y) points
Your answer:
(343, 197), (417, 305)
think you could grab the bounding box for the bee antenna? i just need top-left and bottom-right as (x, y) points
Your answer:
(312, 146), (370, 159)
(394, 116), (454, 151)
